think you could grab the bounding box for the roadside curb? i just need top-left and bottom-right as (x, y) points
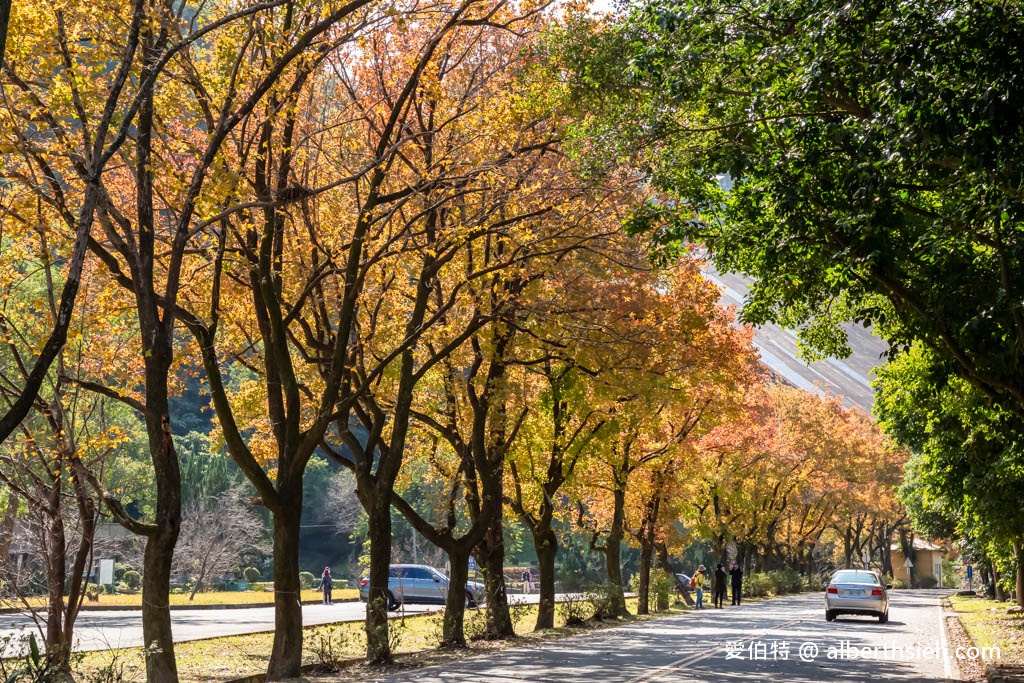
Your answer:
(944, 596), (986, 682)
(0, 597), (360, 615)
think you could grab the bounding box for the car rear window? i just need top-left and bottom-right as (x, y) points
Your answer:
(832, 570), (879, 584)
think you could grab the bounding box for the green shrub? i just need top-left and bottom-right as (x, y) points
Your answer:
(123, 570), (142, 590)
(557, 592), (592, 626)
(918, 575), (938, 589)
(464, 607), (488, 641)
(299, 571), (316, 589)
(243, 566), (261, 583)
(769, 568), (803, 595)
(586, 587), (617, 620)
(651, 572), (673, 611)
(941, 558), (960, 589)
(882, 574), (907, 589)
(745, 573), (772, 597)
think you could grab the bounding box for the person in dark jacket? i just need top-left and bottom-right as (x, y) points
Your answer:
(729, 560), (743, 605)
(713, 563), (728, 608)
(321, 566), (333, 605)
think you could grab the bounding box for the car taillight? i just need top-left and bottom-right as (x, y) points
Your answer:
(871, 588), (883, 596)
(827, 586), (838, 594)
(360, 579), (369, 587)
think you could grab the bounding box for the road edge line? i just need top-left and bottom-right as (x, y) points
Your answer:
(939, 596), (955, 680)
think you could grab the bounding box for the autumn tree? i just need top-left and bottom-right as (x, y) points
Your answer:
(178, 0), (582, 665)
(571, 262), (756, 616)
(328, 2), (597, 647)
(3, 2), (383, 678)
(507, 359), (607, 629)
(0, 221), (129, 675)
(690, 383), (906, 578)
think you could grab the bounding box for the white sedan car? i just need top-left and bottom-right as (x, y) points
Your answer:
(825, 569), (890, 623)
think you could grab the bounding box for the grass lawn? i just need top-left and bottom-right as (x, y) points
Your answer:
(73, 597), (679, 682)
(1, 589), (359, 610)
(948, 594), (1024, 665)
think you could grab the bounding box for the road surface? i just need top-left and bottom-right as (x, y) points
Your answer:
(0, 593), (542, 653)
(358, 590), (959, 683)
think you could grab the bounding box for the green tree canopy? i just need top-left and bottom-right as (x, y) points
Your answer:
(876, 346), (1024, 545)
(559, 0), (1024, 421)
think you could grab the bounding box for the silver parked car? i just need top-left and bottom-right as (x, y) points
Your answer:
(825, 569), (890, 623)
(359, 564), (486, 610)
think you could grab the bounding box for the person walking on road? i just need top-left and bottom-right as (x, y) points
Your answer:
(522, 568), (533, 594)
(693, 565), (706, 608)
(713, 563), (728, 608)
(321, 566), (333, 605)
(729, 560), (743, 605)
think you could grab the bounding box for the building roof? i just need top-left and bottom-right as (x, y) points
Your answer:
(706, 266), (888, 414)
(891, 538), (946, 552)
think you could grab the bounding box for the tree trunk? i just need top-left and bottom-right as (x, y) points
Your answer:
(655, 542), (673, 609)
(737, 543), (748, 575)
(879, 525), (893, 577)
(61, 479), (94, 673)
(45, 509), (70, 674)
(993, 561), (1005, 601)
(637, 539), (652, 616)
(142, 521), (179, 682)
(442, 548), (470, 647)
(141, 394), (181, 683)
(365, 492), (393, 662)
(898, 530), (917, 588)
(604, 484), (627, 617)
(480, 516), (514, 639)
(1014, 540), (1024, 608)
(533, 526), (557, 630)
(267, 498), (303, 680)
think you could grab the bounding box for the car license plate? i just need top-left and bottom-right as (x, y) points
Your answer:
(839, 589), (863, 597)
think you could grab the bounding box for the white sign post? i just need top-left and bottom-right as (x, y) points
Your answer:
(903, 557), (914, 568)
(98, 558), (115, 586)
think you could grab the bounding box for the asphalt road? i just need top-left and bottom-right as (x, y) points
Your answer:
(0, 592), (543, 653)
(360, 590), (959, 683)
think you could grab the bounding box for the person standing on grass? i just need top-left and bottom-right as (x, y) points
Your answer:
(730, 560), (743, 605)
(693, 565), (706, 608)
(522, 567), (533, 593)
(321, 566), (333, 605)
(713, 563), (728, 608)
